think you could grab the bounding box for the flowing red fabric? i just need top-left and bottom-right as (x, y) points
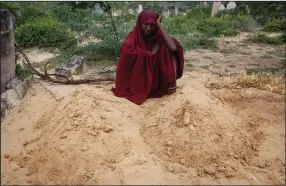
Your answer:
(112, 9), (184, 105)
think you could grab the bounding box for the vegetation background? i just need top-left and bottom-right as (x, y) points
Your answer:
(0, 1), (285, 78)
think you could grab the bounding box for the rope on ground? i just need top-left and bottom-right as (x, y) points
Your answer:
(34, 80), (63, 102)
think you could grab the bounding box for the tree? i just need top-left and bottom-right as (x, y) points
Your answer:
(246, 1), (285, 23)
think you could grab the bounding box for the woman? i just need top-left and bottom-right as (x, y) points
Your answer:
(112, 9), (184, 105)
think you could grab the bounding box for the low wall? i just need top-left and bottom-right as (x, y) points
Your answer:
(1, 76), (34, 123)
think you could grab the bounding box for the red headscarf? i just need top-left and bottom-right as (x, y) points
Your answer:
(133, 9), (162, 50)
(112, 9), (184, 105)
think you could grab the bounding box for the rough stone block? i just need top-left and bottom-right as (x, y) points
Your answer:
(55, 67), (71, 80)
(67, 56), (85, 75)
(1, 89), (20, 109)
(1, 76), (34, 123)
(1, 98), (8, 122)
(6, 78), (24, 98)
(25, 76), (34, 89)
(6, 77), (22, 89)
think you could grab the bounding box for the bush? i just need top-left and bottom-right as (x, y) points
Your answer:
(78, 38), (120, 59)
(165, 5), (211, 36)
(246, 2), (285, 25)
(165, 7), (246, 38)
(223, 28), (239, 36)
(196, 18), (238, 37)
(246, 67), (284, 75)
(245, 33), (285, 45)
(261, 19), (286, 32)
(217, 4), (250, 17)
(186, 5), (211, 20)
(163, 16), (199, 36)
(15, 64), (32, 80)
(15, 18), (76, 48)
(51, 4), (93, 32)
(0, 2), (20, 17)
(226, 15), (254, 31)
(17, 5), (52, 25)
(175, 33), (217, 50)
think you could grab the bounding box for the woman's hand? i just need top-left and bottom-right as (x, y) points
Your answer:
(152, 44), (160, 55)
(156, 14), (177, 52)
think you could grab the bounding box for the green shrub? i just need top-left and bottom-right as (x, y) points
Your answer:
(175, 33), (217, 50)
(51, 4), (93, 32)
(164, 6), (212, 36)
(246, 33), (285, 45)
(196, 18), (238, 37)
(223, 28), (239, 36)
(164, 15), (200, 36)
(0, 2), (20, 17)
(246, 2), (285, 25)
(186, 5), (211, 20)
(217, 4), (250, 17)
(166, 7), (251, 38)
(246, 67), (284, 75)
(77, 39), (120, 59)
(15, 18), (76, 48)
(17, 5), (52, 25)
(261, 19), (286, 32)
(226, 15), (253, 31)
(15, 64), (32, 80)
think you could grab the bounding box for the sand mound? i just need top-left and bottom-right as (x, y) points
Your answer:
(5, 88), (133, 185)
(140, 84), (266, 179)
(1, 73), (285, 185)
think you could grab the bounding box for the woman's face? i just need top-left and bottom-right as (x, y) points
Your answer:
(141, 22), (156, 36)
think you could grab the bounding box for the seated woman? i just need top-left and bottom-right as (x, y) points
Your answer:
(112, 9), (184, 105)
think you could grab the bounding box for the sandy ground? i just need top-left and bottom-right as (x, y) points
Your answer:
(18, 48), (57, 64)
(1, 33), (285, 185)
(184, 33), (284, 75)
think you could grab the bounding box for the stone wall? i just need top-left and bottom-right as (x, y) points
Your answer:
(1, 9), (16, 93)
(1, 76), (34, 123)
(0, 9), (35, 123)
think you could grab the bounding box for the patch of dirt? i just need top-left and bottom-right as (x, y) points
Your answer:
(77, 35), (102, 47)
(184, 32), (285, 75)
(1, 72), (285, 185)
(16, 48), (58, 71)
(1, 84), (134, 185)
(140, 75), (284, 184)
(1, 32), (285, 185)
(19, 48), (57, 64)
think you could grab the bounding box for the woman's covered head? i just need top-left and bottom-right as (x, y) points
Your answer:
(137, 9), (159, 36)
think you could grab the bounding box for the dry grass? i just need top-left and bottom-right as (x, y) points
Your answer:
(204, 72), (285, 95)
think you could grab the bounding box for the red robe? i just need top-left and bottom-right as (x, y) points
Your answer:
(112, 10), (184, 105)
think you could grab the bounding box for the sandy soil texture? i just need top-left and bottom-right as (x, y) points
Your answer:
(1, 71), (285, 185)
(1, 33), (285, 185)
